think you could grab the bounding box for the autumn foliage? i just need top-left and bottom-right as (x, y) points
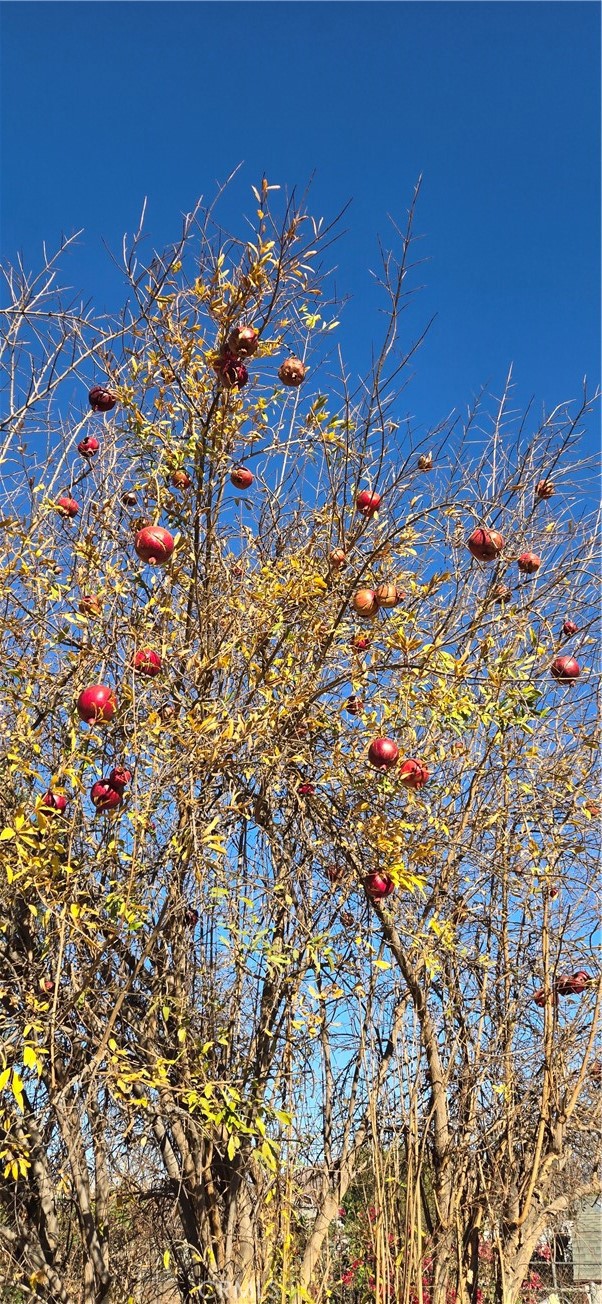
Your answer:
(0, 180), (599, 1304)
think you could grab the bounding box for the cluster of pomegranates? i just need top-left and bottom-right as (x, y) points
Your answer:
(351, 583), (405, 620)
(468, 529), (542, 576)
(210, 323), (306, 393)
(533, 970), (591, 1006)
(90, 765), (131, 813)
(367, 738), (429, 788)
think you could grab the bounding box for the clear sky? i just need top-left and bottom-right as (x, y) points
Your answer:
(0, 1), (599, 445)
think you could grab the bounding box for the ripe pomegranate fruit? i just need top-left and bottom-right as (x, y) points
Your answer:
(583, 798), (601, 819)
(375, 583), (401, 608)
(278, 356), (306, 387)
(550, 656), (580, 683)
(368, 738), (399, 770)
(418, 452), (433, 471)
(78, 594), (102, 618)
(77, 435), (99, 457)
(40, 791), (68, 815)
(135, 525), (174, 565)
(90, 779), (123, 812)
(533, 987), (549, 1008)
(399, 758), (429, 789)
(77, 684), (117, 726)
(345, 696), (364, 715)
(133, 648), (162, 677)
(556, 971), (590, 996)
(121, 491), (138, 507)
(518, 551), (541, 575)
(356, 489), (382, 518)
(170, 469), (192, 490)
(490, 583), (512, 604)
(351, 633), (371, 653)
(562, 618), (578, 637)
(185, 907), (200, 927)
(212, 350), (248, 389)
(228, 325), (259, 357)
(364, 871), (395, 900)
(352, 589), (380, 618)
(467, 528), (504, 562)
(340, 910), (355, 928)
(89, 385), (117, 412)
(329, 547), (347, 569)
(230, 466), (254, 490)
(297, 782), (315, 797)
(57, 496), (79, 519)
(535, 479), (555, 500)
(108, 766), (132, 792)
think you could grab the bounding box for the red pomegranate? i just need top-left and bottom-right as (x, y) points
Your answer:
(533, 987), (550, 1008)
(78, 594), (102, 618)
(375, 583), (402, 608)
(57, 496), (79, 519)
(364, 871), (395, 900)
(417, 452), (433, 471)
(40, 791), (68, 815)
(368, 738), (399, 771)
(399, 758), (429, 789)
(297, 782), (315, 797)
(185, 907), (200, 927)
(535, 479), (555, 500)
(228, 325), (259, 357)
(278, 356), (306, 387)
(77, 435), (99, 457)
(133, 648), (162, 677)
(356, 489), (382, 518)
(562, 619), (578, 637)
(351, 633), (371, 653)
(230, 466), (254, 490)
(467, 528), (504, 562)
(329, 547), (347, 569)
(108, 766), (132, 792)
(212, 350), (248, 390)
(550, 656), (580, 683)
(77, 684), (117, 726)
(518, 552), (541, 575)
(170, 469), (192, 490)
(345, 696), (364, 715)
(135, 525), (174, 565)
(90, 779), (123, 812)
(352, 589), (380, 619)
(556, 971), (590, 996)
(89, 385), (117, 413)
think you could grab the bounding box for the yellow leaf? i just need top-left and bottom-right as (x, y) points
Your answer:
(11, 1071), (24, 1111)
(0, 828), (15, 841)
(163, 1249), (171, 1270)
(23, 1046), (39, 1072)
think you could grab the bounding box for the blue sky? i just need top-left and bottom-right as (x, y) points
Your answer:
(0, 1), (599, 444)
